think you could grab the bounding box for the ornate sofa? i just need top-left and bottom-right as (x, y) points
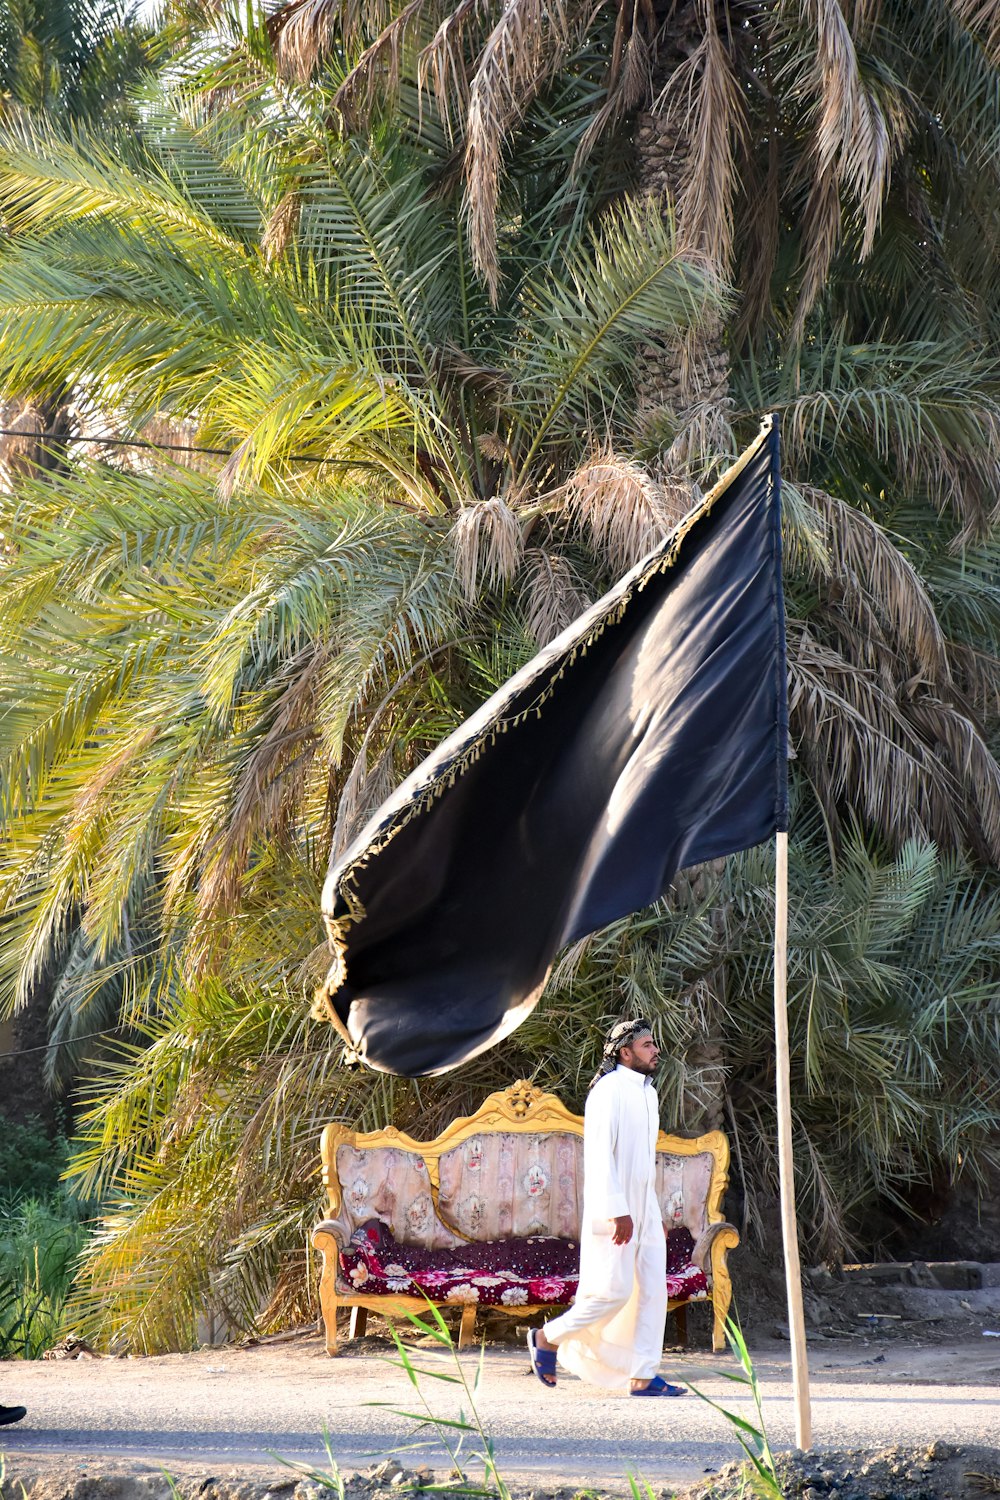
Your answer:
(312, 1080), (739, 1355)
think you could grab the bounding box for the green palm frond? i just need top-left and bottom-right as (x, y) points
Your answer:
(511, 197), (724, 479)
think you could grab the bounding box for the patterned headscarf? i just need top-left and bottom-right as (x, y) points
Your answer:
(589, 1016), (653, 1088)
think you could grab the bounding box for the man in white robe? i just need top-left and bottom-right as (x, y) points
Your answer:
(527, 1018), (683, 1396)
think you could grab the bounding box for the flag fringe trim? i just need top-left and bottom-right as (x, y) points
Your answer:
(313, 417), (776, 1030)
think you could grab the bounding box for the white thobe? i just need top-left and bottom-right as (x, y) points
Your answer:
(543, 1064), (666, 1389)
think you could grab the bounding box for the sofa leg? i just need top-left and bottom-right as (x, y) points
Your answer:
(711, 1295), (729, 1353)
(672, 1304), (688, 1346)
(350, 1306), (369, 1342)
(317, 1273), (339, 1355)
(458, 1304), (477, 1349)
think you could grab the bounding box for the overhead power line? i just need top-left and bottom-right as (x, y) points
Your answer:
(0, 428), (374, 465)
(0, 1026), (125, 1061)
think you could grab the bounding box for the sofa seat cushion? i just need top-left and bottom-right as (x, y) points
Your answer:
(335, 1219), (709, 1306)
(666, 1226), (711, 1302)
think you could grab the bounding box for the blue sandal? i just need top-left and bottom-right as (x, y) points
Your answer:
(631, 1375), (686, 1397)
(527, 1328), (557, 1388)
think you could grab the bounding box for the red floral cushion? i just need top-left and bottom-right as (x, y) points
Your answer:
(336, 1219), (708, 1306)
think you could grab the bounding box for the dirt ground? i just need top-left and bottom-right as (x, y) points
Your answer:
(4, 1320), (1000, 1500)
(4, 1437), (1000, 1500)
(4, 1246), (1000, 1500)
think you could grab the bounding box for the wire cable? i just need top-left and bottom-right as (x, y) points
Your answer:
(0, 428), (375, 465)
(0, 1027), (125, 1061)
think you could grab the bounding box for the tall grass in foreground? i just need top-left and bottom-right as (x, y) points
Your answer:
(686, 1321), (781, 1500)
(0, 1120), (90, 1358)
(272, 1305), (781, 1500)
(0, 1194), (88, 1358)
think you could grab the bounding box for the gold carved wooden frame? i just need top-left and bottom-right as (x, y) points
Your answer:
(312, 1079), (739, 1355)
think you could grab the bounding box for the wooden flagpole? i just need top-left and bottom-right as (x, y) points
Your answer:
(774, 828), (812, 1449)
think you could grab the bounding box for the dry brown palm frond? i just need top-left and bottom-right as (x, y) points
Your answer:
(429, 342), (509, 397)
(0, 399), (73, 486)
(810, 0), (883, 247)
(660, 395), (737, 479)
(1, 421), (32, 494)
(907, 696), (1000, 862)
(419, 0), (490, 127)
(573, 16), (652, 175)
(270, 0), (396, 79)
(653, 0), (746, 278)
(135, 415), (209, 473)
(192, 644), (325, 944)
(269, 0), (339, 80)
(849, 0), (883, 37)
(477, 432), (510, 463)
(0, 401), (44, 477)
(947, 641), (1000, 717)
(330, 737), (398, 860)
(72, 728), (160, 821)
(849, 80), (908, 258)
(216, 436), (254, 501)
(934, 448), (999, 542)
(949, 0), (1000, 60)
(825, 585), (894, 678)
(808, 0), (908, 244)
(459, 0), (581, 299)
(797, 484), (951, 683)
(788, 626), (966, 853)
(793, 164), (842, 337)
(520, 545), (590, 646)
(332, 0), (433, 120)
(734, 111), (781, 342)
(449, 495), (523, 600)
(262, 191), (302, 263)
(566, 451), (688, 575)
(791, 1), (908, 332)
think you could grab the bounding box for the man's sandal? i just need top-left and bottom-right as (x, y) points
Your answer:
(631, 1375), (686, 1397)
(527, 1328), (557, 1388)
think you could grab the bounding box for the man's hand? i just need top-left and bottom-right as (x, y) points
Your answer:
(611, 1214), (634, 1245)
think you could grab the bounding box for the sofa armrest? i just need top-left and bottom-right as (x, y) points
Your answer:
(690, 1221), (740, 1274)
(312, 1220), (345, 1251)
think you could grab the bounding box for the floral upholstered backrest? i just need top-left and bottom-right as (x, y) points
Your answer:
(655, 1149), (713, 1239)
(323, 1087), (725, 1250)
(334, 1143), (462, 1249)
(437, 1130), (584, 1239)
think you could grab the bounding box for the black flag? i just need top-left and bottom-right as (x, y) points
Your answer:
(316, 418), (788, 1075)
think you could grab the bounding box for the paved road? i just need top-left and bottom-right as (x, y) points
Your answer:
(3, 1338), (1000, 1487)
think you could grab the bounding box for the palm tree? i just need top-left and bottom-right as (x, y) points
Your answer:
(258, 0), (1000, 1135)
(61, 816), (1000, 1346)
(0, 0), (155, 1119)
(265, 2), (1000, 328)
(2, 12), (1000, 1344)
(2, 40), (999, 862)
(0, 74), (720, 1069)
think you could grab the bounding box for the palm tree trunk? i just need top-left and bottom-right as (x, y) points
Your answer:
(670, 860), (730, 1135)
(634, 2), (732, 444)
(0, 391), (74, 481)
(0, 975), (58, 1132)
(633, 8), (735, 1133)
